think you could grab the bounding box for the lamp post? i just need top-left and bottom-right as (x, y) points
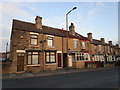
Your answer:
(6, 42), (8, 59)
(66, 7), (77, 67)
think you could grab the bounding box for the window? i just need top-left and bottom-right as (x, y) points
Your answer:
(108, 46), (110, 53)
(99, 45), (101, 51)
(27, 52), (39, 65)
(48, 36), (53, 47)
(30, 34), (38, 45)
(81, 42), (85, 49)
(75, 53), (89, 61)
(74, 40), (78, 48)
(46, 52), (56, 63)
(110, 48), (113, 52)
(94, 45), (97, 51)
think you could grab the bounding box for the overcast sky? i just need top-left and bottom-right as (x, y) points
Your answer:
(0, 1), (118, 52)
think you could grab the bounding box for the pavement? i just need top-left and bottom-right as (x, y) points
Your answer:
(1, 66), (119, 80)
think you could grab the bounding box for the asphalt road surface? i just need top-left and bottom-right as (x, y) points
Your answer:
(2, 67), (120, 88)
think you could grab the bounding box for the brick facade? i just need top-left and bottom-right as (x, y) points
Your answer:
(2, 16), (120, 74)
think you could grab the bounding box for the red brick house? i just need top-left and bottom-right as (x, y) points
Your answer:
(8, 16), (91, 73)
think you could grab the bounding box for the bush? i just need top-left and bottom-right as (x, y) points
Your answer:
(115, 61), (120, 66)
(2, 58), (12, 67)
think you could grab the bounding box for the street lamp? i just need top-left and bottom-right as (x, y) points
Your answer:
(6, 42), (8, 59)
(66, 7), (77, 67)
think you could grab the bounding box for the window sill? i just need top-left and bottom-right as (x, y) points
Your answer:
(29, 45), (39, 47)
(45, 63), (56, 65)
(73, 60), (89, 62)
(47, 46), (54, 48)
(27, 64), (40, 66)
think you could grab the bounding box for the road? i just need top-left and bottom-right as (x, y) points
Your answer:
(2, 67), (120, 88)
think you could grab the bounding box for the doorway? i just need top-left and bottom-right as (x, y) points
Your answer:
(57, 53), (62, 67)
(63, 53), (67, 68)
(17, 53), (24, 72)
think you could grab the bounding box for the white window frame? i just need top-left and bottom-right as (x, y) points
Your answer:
(81, 41), (86, 49)
(27, 52), (39, 65)
(99, 45), (101, 51)
(74, 40), (78, 48)
(108, 46), (110, 53)
(30, 34), (38, 45)
(75, 53), (89, 61)
(47, 36), (53, 47)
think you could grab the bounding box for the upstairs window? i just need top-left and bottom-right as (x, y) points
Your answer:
(108, 46), (110, 53)
(81, 41), (85, 49)
(98, 45), (101, 51)
(30, 34), (38, 45)
(47, 36), (53, 47)
(74, 40), (78, 48)
(110, 48), (113, 52)
(94, 45), (97, 52)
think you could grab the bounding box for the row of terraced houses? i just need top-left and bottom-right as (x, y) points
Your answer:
(2, 16), (120, 74)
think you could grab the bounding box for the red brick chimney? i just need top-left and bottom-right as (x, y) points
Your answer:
(100, 38), (105, 43)
(69, 23), (75, 35)
(108, 41), (112, 45)
(87, 33), (93, 41)
(35, 16), (42, 29)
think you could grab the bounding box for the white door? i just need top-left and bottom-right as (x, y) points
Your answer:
(68, 55), (72, 67)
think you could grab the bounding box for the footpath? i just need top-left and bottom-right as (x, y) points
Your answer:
(1, 66), (119, 79)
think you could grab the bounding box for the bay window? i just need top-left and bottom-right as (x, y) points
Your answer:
(75, 53), (89, 61)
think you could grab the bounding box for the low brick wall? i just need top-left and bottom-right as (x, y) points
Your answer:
(26, 66), (42, 73)
(86, 63), (97, 69)
(2, 62), (12, 74)
(72, 61), (85, 69)
(45, 64), (57, 70)
(104, 63), (115, 67)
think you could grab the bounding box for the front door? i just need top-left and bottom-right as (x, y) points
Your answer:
(17, 53), (24, 72)
(58, 53), (61, 67)
(68, 55), (72, 67)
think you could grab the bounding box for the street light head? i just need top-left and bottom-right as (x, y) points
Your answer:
(73, 7), (77, 10)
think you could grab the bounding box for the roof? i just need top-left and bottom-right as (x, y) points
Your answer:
(90, 39), (103, 45)
(12, 19), (88, 41)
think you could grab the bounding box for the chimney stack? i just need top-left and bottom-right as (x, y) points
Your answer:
(100, 38), (105, 43)
(108, 41), (112, 45)
(69, 23), (75, 35)
(87, 33), (93, 41)
(116, 44), (119, 48)
(35, 16), (42, 29)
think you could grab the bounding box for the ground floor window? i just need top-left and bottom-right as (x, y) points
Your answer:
(27, 52), (39, 65)
(107, 56), (115, 62)
(94, 55), (105, 62)
(45, 51), (56, 63)
(75, 53), (90, 61)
